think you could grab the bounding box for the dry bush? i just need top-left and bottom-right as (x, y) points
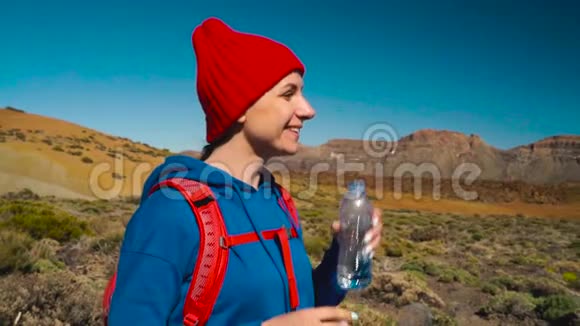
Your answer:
(0, 189), (40, 201)
(0, 270), (102, 326)
(362, 271), (446, 309)
(28, 238), (65, 273)
(90, 231), (124, 255)
(339, 300), (396, 325)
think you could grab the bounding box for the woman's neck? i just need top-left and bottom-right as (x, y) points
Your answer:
(204, 134), (266, 190)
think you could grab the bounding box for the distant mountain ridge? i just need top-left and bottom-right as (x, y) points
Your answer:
(271, 129), (580, 185)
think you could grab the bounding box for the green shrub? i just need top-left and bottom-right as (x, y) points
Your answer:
(81, 156), (93, 164)
(401, 260), (425, 273)
(52, 145), (64, 152)
(30, 258), (65, 273)
(26, 238), (65, 272)
(489, 275), (526, 292)
(431, 308), (458, 326)
(302, 209), (323, 218)
(401, 259), (478, 286)
(562, 272), (579, 289)
(437, 270), (455, 283)
(531, 279), (568, 297)
(477, 291), (539, 319)
(29, 238), (60, 261)
(488, 275), (566, 297)
(385, 244), (403, 257)
(0, 230), (34, 274)
(568, 239), (580, 252)
(303, 236), (328, 258)
(536, 294), (580, 322)
(409, 226), (445, 242)
(481, 282), (502, 295)
(510, 254), (547, 267)
(0, 201), (91, 242)
(471, 232), (484, 241)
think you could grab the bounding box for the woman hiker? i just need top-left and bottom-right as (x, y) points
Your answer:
(106, 17), (383, 325)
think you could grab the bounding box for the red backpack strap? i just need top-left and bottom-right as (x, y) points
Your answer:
(102, 177), (229, 326)
(276, 184), (301, 235)
(148, 177), (229, 326)
(102, 272), (117, 325)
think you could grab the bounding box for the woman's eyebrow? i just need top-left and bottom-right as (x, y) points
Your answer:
(281, 83), (298, 92)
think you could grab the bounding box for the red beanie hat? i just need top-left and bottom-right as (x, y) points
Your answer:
(192, 17), (305, 143)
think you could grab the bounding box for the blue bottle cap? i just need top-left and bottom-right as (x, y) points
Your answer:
(347, 179), (366, 198)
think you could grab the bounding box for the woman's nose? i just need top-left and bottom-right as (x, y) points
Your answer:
(296, 97), (316, 120)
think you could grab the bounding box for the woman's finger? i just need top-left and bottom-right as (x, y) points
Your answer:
(314, 307), (357, 322)
(332, 221), (340, 233)
(369, 235), (381, 250)
(365, 222), (382, 242)
(372, 208), (382, 227)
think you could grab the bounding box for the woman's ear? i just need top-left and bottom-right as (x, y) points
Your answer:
(237, 114), (247, 123)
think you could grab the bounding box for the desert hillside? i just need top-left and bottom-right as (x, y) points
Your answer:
(2, 107), (580, 213)
(0, 107), (171, 199)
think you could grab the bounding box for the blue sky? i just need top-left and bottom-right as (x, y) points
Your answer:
(1, 0), (579, 152)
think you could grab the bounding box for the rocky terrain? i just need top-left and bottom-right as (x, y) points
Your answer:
(0, 188), (578, 325)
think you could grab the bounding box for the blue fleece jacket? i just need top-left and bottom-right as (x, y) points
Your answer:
(107, 155), (347, 325)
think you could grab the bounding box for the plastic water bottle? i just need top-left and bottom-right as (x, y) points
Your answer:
(336, 179), (373, 290)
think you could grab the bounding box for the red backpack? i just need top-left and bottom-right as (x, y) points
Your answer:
(102, 177), (302, 326)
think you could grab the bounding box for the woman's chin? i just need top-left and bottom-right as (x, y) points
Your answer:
(275, 142), (299, 157)
(260, 138), (300, 159)
(284, 141), (300, 154)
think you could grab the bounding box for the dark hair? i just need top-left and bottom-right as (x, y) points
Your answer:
(200, 122), (241, 161)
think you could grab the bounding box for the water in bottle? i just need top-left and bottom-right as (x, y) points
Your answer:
(336, 179), (373, 290)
